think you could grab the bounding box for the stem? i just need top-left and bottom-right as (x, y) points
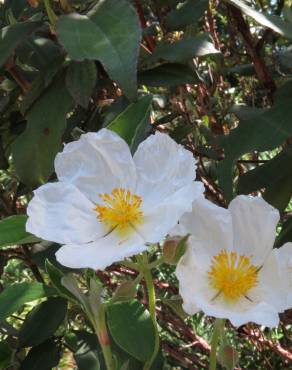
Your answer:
(43, 0), (58, 27)
(209, 318), (225, 370)
(95, 304), (115, 370)
(143, 268), (160, 370)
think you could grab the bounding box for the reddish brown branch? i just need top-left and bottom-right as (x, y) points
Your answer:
(242, 326), (292, 363)
(228, 5), (276, 100)
(134, 0), (156, 52)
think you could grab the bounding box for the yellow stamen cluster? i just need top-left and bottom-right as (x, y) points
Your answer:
(208, 249), (258, 301)
(94, 188), (144, 237)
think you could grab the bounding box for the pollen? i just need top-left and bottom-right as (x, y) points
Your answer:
(208, 249), (258, 301)
(94, 188), (144, 237)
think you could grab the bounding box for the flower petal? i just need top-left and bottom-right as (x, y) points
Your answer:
(56, 232), (146, 270)
(134, 132), (197, 205)
(273, 242), (292, 309)
(176, 240), (280, 327)
(177, 196), (233, 257)
(229, 195), (279, 265)
(26, 182), (103, 244)
(138, 182), (204, 243)
(55, 129), (136, 203)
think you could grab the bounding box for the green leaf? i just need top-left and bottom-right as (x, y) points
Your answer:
(263, 173), (292, 212)
(0, 215), (39, 247)
(0, 21), (41, 67)
(20, 339), (61, 370)
(225, 0), (292, 40)
(238, 148), (292, 194)
(107, 95), (152, 153)
(138, 63), (199, 87)
(165, 0), (208, 30)
(276, 217), (292, 247)
(20, 56), (64, 115)
(107, 300), (155, 362)
(146, 34), (220, 65)
(0, 282), (56, 321)
(218, 81), (292, 200)
(19, 297), (67, 347)
(65, 331), (101, 370)
(12, 76), (73, 188)
(56, 0), (141, 101)
(161, 296), (188, 321)
(45, 260), (78, 303)
(0, 342), (12, 370)
(66, 61), (97, 108)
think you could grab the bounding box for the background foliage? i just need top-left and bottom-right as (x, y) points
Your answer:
(0, 0), (291, 368)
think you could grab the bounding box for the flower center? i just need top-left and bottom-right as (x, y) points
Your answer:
(94, 188), (144, 237)
(208, 249), (258, 301)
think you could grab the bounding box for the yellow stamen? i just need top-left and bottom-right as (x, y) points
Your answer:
(208, 249), (258, 301)
(94, 188), (144, 237)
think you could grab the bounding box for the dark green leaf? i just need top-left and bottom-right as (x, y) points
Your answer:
(0, 282), (56, 321)
(20, 339), (61, 370)
(263, 173), (292, 212)
(56, 0), (141, 101)
(0, 342), (12, 369)
(147, 34), (220, 65)
(66, 331), (101, 370)
(0, 215), (39, 247)
(276, 217), (292, 247)
(107, 300), (155, 362)
(12, 76), (73, 188)
(66, 61), (97, 108)
(20, 57), (64, 115)
(138, 63), (199, 87)
(45, 260), (78, 302)
(238, 148), (292, 194)
(218, 81), (292, 200)
(165, 0), (208, 30)
(107, 95), (152, 153)
(226, 0), (292, 40)
(19, 297), (67, 347)
(0, 21), (41, 67)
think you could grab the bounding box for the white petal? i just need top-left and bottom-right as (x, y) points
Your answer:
(273, 242), (292, 309)
(55, 129), (136, 203)
(252, 250), (287, 313)
(26, 182), (103, 244)
(229, 195), (279, 265)
(56, 232), (147, 270)
(134, 132), (197, 205)
(178, 196), (233, 257)
(138, 182), (204, 243)
(176, 240), (280, 327)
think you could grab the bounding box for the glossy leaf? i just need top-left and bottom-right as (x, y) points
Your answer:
(218, 81), (292, 200)
(226, 0), (292, 40)
(0, 215), (39, 247)
(45, 260), (78, 303)
(0, 282), (56, 321)
(138, 63), (199, 86)
(107, 95), (152, 152)
(19, 297), (67, 347)
(20, 339), (61, 370)
(66, 61), (97, 108)
(57, 0), (141, 101)
(107, 300), (155, 362)
(147, 34), (220, 65)
(12, 76), (73, 188)
(0, 21), (41, 67)
(165, 0), (208, 30)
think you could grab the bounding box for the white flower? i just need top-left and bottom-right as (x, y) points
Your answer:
(175, 195), (292, 327)
(26, 128), (204, 270)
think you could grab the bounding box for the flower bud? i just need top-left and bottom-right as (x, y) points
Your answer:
(218, 345), (239, 370)
(163, 235), (189, 265)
